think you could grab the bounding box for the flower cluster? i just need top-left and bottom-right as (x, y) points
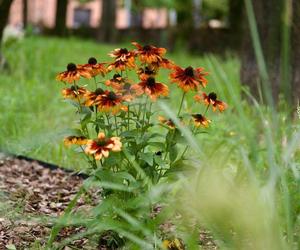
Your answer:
(56, 42), (227, 163)
(55, 42), (227, 248)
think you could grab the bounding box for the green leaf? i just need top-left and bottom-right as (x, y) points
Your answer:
(148, 142), (165, 148)
(139, 152), (154, 166)
(120, 130), (139, 138)
(169, 145), (178, 162)
(94, 169), (135, 183)
(154, 155), (168, 169)
(81, 112), (92, 127)
(165, 159), (194, 176)
(104, 152), (122, 166)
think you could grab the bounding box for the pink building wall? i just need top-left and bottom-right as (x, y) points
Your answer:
(8, 0), (168, 29)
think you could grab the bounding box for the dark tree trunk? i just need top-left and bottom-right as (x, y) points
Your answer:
(228, 0), (244, 47)
(23, 0), (28, 29)
(0, 0), (13, 70)
(241, 0), (283, 103)
(54, 0), (68, 36)
(131, 0), (143, 29)
(97, 0), (117, 43)
(291, 0), (300, 104)
(176, 0), (194, 41)
(0, 0), (13, 43)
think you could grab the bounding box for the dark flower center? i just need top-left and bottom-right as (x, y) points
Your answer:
(193, 114), (204, 120)
(184, 66), (194, 77)
(143, 45), (152, 51)
(120, 48), (128, 54)
(88, 57), (97, 65)
(70, 85), (79, 91)
(96, 139), (108, 147)
(144, 66), (155, 75)
(123, 83), (131, 91)
(108, 91), (118, 100)
(146, 77), (156, 86)
(67, 63), (77, 71)
(95, 88), (104, 95)
(208, 92), (217, 101)
(113, 73), (121, 80)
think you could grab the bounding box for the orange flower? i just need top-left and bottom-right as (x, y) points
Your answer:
(78, 57), (107, 77)
(132, 77), (169, 101)
(84, 88), (105, 107)
(170, 66), (208, 92)
(197, 92), (227, 112)
(56, 63), (92, 83)
(85, 132), (122, 160)
(150, 58), (174, 70)
(192, 114), (211, 127)
(108, 48), (136, 71)
(107, 58), (135, 71)
(97, 91), (128, 114)
(137, 66), (157, 80)
(105, 74), (126, 89)
(109, 48), (135, 62)
(132, 42), (166, 64)
(116, 83), (136, 102)
(158, 116), (176, 129)
(64, 136), (88, 146)
(61, 85), (87, 99)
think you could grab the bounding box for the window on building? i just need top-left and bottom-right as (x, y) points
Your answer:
(73, 8), (91, 28)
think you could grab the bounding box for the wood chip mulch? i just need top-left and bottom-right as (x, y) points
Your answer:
(0, 154), (99, 249)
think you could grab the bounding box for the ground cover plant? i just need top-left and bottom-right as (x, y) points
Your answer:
(0, 36), (299, 249)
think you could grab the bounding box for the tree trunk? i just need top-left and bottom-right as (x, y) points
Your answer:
(131, 0), (143, 29)
(0, 0), (13, 70)
(228, 0), (244, 47)
(98, 0), (117, 43)
(54, 0), (68, 36)
(291, 0), (300, 104)
(241, 0), (283, 103)
(176, 0), (194, 41)
(0, 0), (13, 43)
(23, 0), (28, 29)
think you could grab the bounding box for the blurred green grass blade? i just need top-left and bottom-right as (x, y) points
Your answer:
(280, 0), (292, 103)
(244, 0), (274, 108)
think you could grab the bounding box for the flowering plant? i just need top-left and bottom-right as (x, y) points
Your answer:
(52, 42), (226, 248)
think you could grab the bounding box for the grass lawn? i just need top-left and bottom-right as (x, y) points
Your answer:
(0, 36), (299, 248)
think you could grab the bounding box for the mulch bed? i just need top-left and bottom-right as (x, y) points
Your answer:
(0, 154), (98, 249)
(0, 154), (217, 250)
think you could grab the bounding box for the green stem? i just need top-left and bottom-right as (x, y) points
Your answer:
(204, 103), (210, 115)
(164, 129), (175, 161)
(127, 104), (130, 130)
(147, 102), (153, 124)
(114, 115), (119, 135)
(177, 92), (186, 117)
(80, 146), (96, 169)
(142, 96), (149, 128)
(178, 127), (197, 160)
(93, 76), (97, 89)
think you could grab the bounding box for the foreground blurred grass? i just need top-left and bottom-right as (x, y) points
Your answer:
(0, 36), (299, 248)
